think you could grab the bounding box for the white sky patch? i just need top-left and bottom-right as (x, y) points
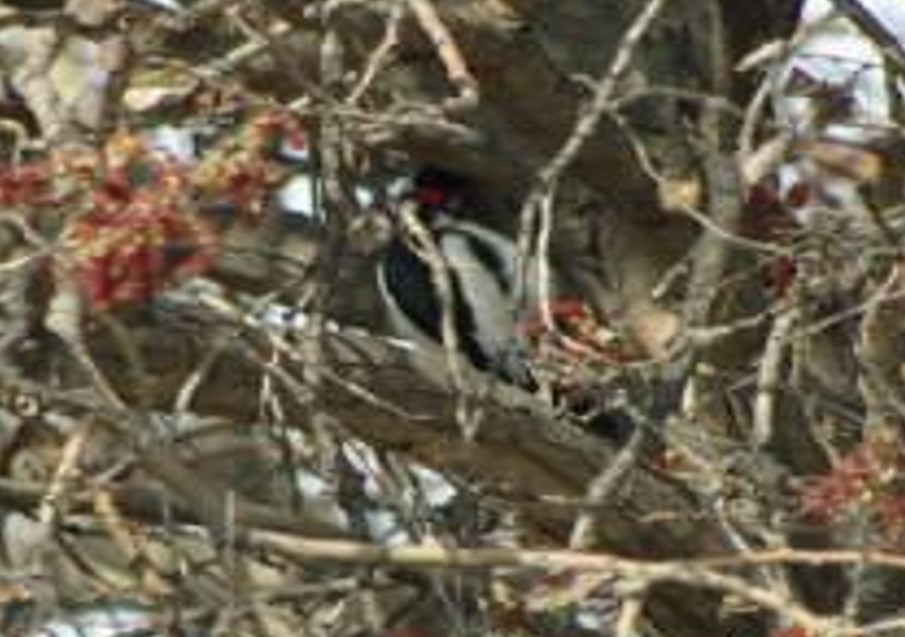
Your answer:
(776, 0), (905, 144)
(147, 125), (197, 163)
(387, 175), (414, 200)
(31, 606), (155, 637)
(134, 0), (185, 12)
(0, 28), (31, 68)
(342, 442), (458, 508)
(279, 174), (319, 218)
(340, 442), (459, 544)
(366, 509), (409, 544)
(295, 468), (351, 531)
(296, 467), (331, 496)
(354, 184), (377, 210)
(279, 176), (378, 218)
(411, 464), (457, 507)
(802, 0), (905, 36)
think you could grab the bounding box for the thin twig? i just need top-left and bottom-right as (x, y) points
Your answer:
(404, 0), (479, 111)
(568, 427), (646, 550)
(514, 0), (668, 310)
(397, 200), (481, 438)
(753, 304), (800, 448)
(615, 590), (646, 637)
(37, 419), (93, 526)
(346, 4), (404, 105)
(247, 530), (853, 635)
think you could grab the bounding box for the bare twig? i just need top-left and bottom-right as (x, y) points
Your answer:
(93, 487), (172, 595)
(753, 305), (800, 448)
(247, 531), (865, 635)
(568, 427), (646, 550)
(37, 419), (92, 526)
(615, 589), (647, 637)
(346, 3), (404, 105)
(202, 20), (292, 79)
(514, 0), (668, 310)
(397, 200), (482, 438)
(404, 0), (479, 112)
(9, 26), (67, 141)
(859, 263), (905, 431)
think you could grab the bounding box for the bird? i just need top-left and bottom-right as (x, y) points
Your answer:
(377, 169), (638, 443)
(376, 168), (538, 389)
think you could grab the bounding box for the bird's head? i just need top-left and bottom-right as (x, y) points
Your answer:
(412, 167), (467, 212)
(389, 167), (468, 221)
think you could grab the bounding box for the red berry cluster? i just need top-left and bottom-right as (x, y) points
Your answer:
(0, 164), (55, 207)
(800, 439), (905, 542)
(193, 109), (305, 217)
(520, 299), (640, 366)
(0, 106), (308, 311)
(63, 135), (216, 309)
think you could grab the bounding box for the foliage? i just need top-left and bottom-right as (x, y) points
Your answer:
(0, 1), (905, 637)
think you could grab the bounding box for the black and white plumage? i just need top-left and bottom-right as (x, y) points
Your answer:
(377, 170), (535, 387)
(377, 170), (640, 442)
